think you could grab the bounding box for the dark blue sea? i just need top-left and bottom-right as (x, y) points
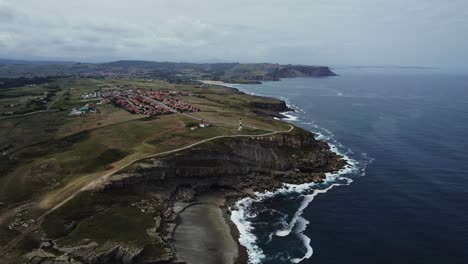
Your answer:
(229, 68), (468, 264)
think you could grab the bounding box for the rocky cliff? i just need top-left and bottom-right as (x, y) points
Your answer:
(24, 128), (345, 264)
(222, 65), (337, 83)
(249, 100), (292, 118)
(108, 128), (345, 193)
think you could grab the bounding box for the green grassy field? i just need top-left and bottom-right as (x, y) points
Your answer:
(59, 207), (154, 246)
(0, 77), (293, 262)
(41, 189), (167, 259)
(0, 78), (289, 206)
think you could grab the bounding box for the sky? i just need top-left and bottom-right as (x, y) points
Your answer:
(0, 0), (467, 67)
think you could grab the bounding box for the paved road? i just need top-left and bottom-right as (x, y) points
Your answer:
(140, 94), (177, 113)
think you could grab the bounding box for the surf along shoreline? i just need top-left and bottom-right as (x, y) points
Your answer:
(198, 80), (354, 264)
(6, 80), (348, 264)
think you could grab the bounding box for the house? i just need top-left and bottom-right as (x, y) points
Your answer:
(79, 103), (97, 113)
(199, 121), (210, 128)
(79, 106), (90, 112)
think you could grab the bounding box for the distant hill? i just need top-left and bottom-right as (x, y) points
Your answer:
(0, 59), (73, 65)
(0, 59), (336, 83)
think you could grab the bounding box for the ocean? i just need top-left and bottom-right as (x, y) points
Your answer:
(228, 68), (468, 264)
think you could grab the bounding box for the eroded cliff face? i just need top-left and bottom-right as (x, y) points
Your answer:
(249, 100), (292, 118)
(225, 66), (337, 83)
(108, 128), (345, 194)
(27, 128), (345, 264)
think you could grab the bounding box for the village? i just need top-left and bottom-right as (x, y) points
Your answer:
(72, 88), (200, 117)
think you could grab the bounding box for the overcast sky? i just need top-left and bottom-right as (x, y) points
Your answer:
(0, 0), (467, 67)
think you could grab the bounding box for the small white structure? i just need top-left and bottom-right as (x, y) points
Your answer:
(68, 108), (84, 116)
(199, 119), (210, 128)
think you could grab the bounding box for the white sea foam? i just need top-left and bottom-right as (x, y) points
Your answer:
(290, 217), (313, 263)
(230, 131), (363, 263)
(276, 185), (338, 237)
(230, 197), (266, 264)
(230, 124), (366, 263)
(231, 141), (365, 263)
(300, 121), (314, 125)
(281, 111), (299, 121)
(315, 132), (330, 141)
(274, 158), (356, 238)
(229, 85), (372, 263)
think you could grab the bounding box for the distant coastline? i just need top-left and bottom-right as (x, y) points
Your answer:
(0, 58), (337, 81)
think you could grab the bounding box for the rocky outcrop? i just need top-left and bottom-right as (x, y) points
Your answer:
(271, 66), (337, 78)
(225, 66), (336, 83)
(26, 128), (345, 264)
(249, 100), (292, 118)
(249, 100), (291, 113)
(107, 128), (345, 194)
(61, 242), (144, 264)
(25, 243), (147, 264)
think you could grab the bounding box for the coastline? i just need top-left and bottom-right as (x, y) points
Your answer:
(202, 81), (351, 264)
(100, 103), (345, 264)
(7, 79), (347, 264)
(200, 80), (299, 264)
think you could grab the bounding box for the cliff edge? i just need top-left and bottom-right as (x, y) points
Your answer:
(26, 127), (345, 264)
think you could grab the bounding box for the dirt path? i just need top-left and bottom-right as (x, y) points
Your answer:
(0, 87), (67, 120)
(0, 124), (293, 257)
(0, 109), (58, 120)
(0, 78), (294, 257)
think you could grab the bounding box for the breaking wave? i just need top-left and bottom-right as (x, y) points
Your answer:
(228, 84), (373, 263)
(230, 145), (366, 263)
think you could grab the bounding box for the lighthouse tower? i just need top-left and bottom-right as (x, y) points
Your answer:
(239, 117), (243, 131)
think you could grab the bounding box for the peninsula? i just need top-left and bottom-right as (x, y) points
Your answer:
(0, 60), (336, 83)
(0, 61), (342, 264)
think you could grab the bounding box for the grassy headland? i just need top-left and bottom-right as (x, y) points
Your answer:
(0, 76), (295, 263)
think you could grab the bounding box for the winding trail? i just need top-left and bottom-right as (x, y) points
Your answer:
(0, 87), (68, 120)
(0, 124), (293, 258)
(0, 80), (294, 258)
(0, 109), (58, 120)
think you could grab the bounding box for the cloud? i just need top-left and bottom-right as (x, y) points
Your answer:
(0, 0), (19, 25)
(0, 7), (15, 23)
(0, 0), (467, 66)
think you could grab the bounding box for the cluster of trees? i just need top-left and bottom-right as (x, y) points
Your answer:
(0, 76), (58, 89)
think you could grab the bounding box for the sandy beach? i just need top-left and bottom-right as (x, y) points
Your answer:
(173, 191), (240, 264)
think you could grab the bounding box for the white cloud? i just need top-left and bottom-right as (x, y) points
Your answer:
(0, 0), (467, 66)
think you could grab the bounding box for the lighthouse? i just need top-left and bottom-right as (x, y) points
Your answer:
(239, 117), (243, 131)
